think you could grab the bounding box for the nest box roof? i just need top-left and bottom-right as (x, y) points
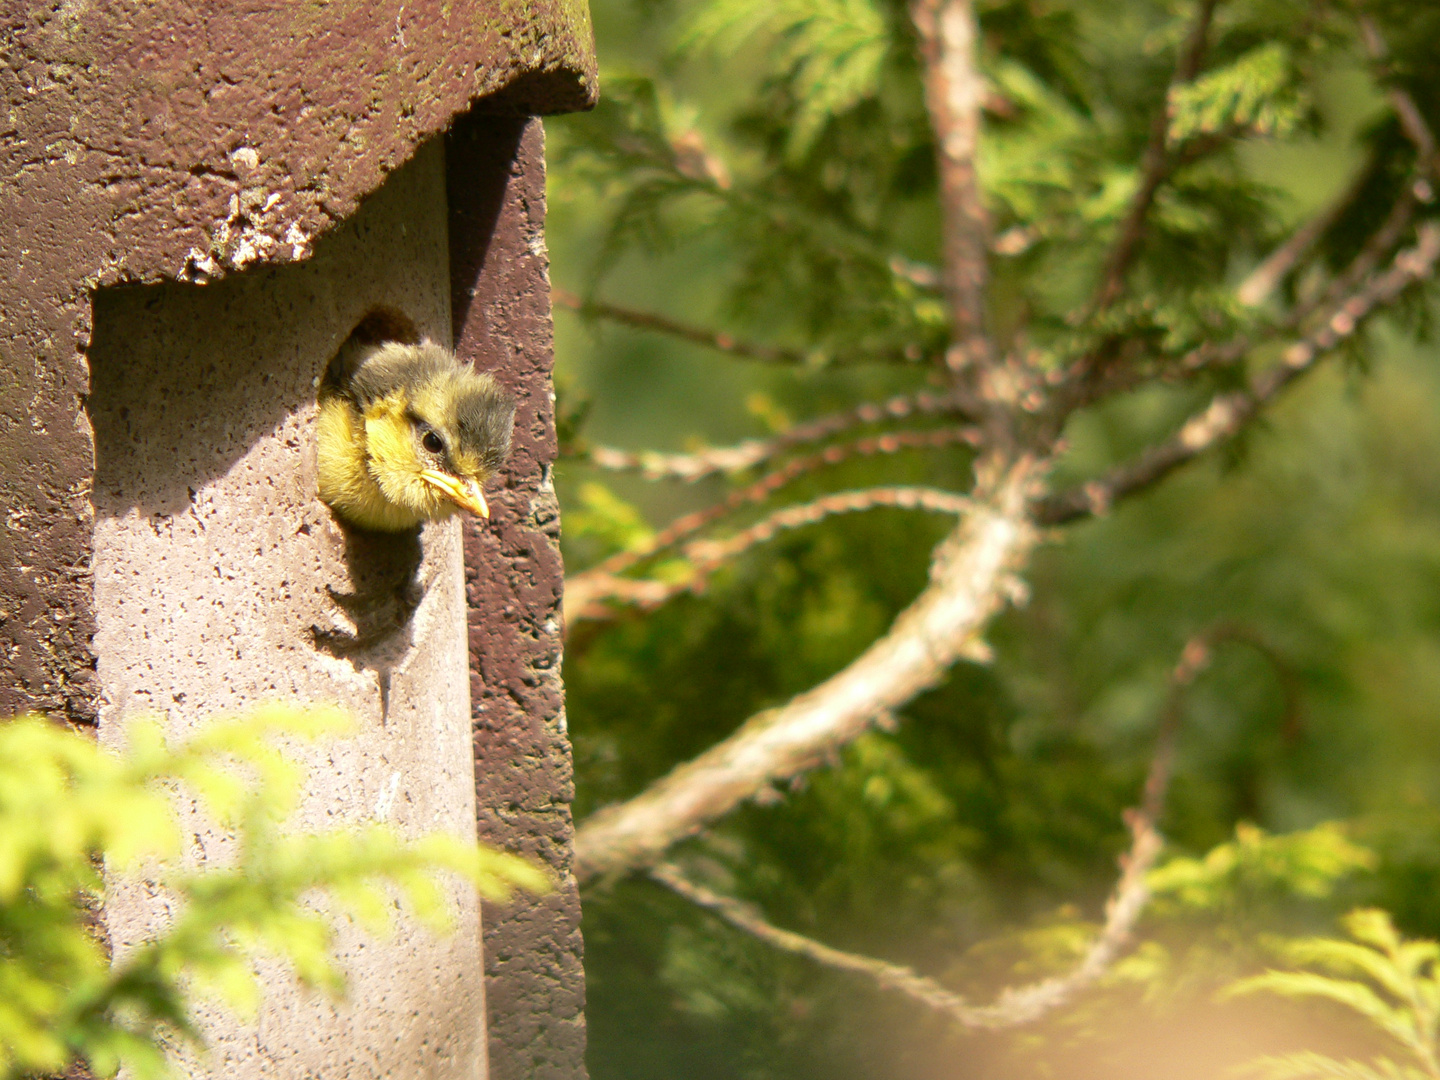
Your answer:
(2, 0), (597, 285)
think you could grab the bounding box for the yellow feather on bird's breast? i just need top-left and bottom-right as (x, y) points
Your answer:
(317, 393), (432, 532)
(315, 339), (515, 533)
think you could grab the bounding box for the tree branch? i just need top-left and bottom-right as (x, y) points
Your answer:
(1237, 9), (1440, 316)
(553, 288), (808, 365)
(553, 288), (938, 368)
(1358, 14), (1438, 169)
(1049, 1), (1221, 417)
(909, 0), (989, 355)
(1279, 14), (1440, 327)
(565, 427), (981, 624)
(573, 459), (1040, 884)
(1236, 161), (1374, 309)
(1091, 0), (1218, 313)
(569, 184), (1440, 895)
(1252, 15), (1439, 328)
(686, 487), (976, 569)
(1301, 179), (1422, 332)
(650, 861), (1002, 1024)
(1039, 221), (1440, 525)
(566, 488), (980, 623)
(646, 627), (1219, 1026)
(575, 390), (973, 481)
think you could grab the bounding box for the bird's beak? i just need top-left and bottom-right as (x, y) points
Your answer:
(419, 470), (490, 519)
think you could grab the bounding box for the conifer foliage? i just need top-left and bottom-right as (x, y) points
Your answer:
(0, 709), (545, 1079)
(548, 0), (1440, 1075)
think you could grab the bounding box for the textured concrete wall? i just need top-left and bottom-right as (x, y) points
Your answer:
(450, 114), (588, 1080)
(89, 145), (489, 1080)
(0, 0), (594, 724)
(2, 5), (594, 1075)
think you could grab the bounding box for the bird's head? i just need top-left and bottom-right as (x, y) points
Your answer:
(337, 341), (515, 525)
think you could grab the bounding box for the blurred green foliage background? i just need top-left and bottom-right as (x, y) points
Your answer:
(542, 0), (1440, 1076)
(0, 708), (546, 1080)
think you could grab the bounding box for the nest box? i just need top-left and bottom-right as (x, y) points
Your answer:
(0, 4), (595, 1078)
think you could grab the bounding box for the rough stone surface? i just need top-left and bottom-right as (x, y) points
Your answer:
(0, 0), (596, 722)
(450, 115), (587, 1080)
(2, 6), (593, 1078)
(90, 145), (489, 1080)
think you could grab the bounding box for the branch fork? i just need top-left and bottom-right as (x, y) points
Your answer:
(574, 459), (1041, 885)
(563, 5), (1440, 1043)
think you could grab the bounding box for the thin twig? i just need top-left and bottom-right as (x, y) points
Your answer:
(651, 863), (1000, 1023)
(553, 288), (807, 365)
(686, 488), (976, 569)
(566, 428), (980, 621)
(1168, 173), (1423, 377)
(563, 574), (677, 616)
(576, 390), (973, 481)
(553, 288), (936, 367)
(647, 627), (1220, 1027)
(1298, 181), (1421, 332)
(567, 488), (979, 623)
(1198, 623), (1305, 742)
(1091, 0), (1218, 313)
(1359, 14), (1438, 168)
(1048, 0), (1221, 420)
(1067, 162), (1440, 461)
(1281, 13), (1440, 327)
(1039, 222), (1440, 525)
(573, 211), (1440, 865)
(1239, 11), (1440, 314)
(909, 0), (989, 356)
(1236, 161), (1375, 308)
(573, 212), (1440, 891)
(573, 459), (1040, 884)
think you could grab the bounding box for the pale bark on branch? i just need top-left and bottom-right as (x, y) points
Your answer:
(910, 0), (989, 360)
(573, 460), (1040, 885)
(647, 629), (1215, 1027)
(572, 224), (1440, 885)
(566, 0), (1440, 906)
(578, 390), (972, 482)
(566, 428), (980, 624)
(566, 488), (981, 624)
(1236, 162), (1372, 309)
(685, 487), (977, 568)
(651, 824), (1163, 1029)
(1040, 222), (1440, 525)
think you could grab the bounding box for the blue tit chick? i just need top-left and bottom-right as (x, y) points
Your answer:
(317, 339), (515, 532)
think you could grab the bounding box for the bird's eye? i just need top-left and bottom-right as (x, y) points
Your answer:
(422, 431), (445, 454)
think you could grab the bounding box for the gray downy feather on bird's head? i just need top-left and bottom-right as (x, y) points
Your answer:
(334, 340), (515, 470)
(336, 341), (457, 408)
(450, 374), (515, 473)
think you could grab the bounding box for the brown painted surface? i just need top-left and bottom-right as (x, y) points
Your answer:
(0, 0), (595, 722)
(450, 114), (587, 1080)
(3, 5), (593, 1078)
